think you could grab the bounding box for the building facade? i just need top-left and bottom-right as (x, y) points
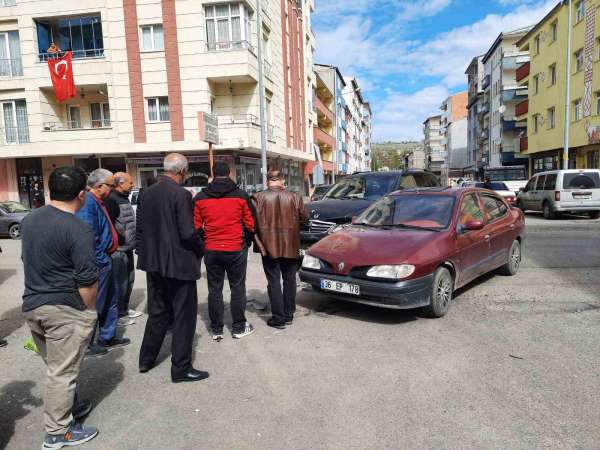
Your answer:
(517, 0), (600, 174)
(313, 69), (335, 184)
(465, 55), (485, 178)
(440, 92), (468, 178)
(0, 0), (314, 206)
(423, 115), (444, 175)
(342, 77), (371, 173)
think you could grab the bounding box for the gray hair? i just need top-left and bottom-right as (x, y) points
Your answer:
(163, 153), (189, 174)
(87, 168), (113, 188)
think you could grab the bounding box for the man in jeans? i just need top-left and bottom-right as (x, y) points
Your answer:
(76, 169), (130, 356)
(252, 170), (308, 328)
(105, 172), (142, 326)
(21, 166), (100, 448)
(193, 162), (255, 340)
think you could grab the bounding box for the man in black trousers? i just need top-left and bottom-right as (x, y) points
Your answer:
(137, 153), (208, 383)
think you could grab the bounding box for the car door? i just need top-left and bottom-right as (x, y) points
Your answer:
(520, 177), (536, 210)
(0, 206), (8, 234)
(454, 192), (491, 287)
(480, 193), (513, 270)
(530, 174), (546, 211)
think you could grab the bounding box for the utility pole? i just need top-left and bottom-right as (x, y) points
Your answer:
(563, 0), (573, 169)
(257, 0), (268, 188)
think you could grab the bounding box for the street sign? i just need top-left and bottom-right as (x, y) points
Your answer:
(198, 112), (219, 144)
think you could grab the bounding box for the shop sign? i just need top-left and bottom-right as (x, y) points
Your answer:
(198, 112), (219, 144)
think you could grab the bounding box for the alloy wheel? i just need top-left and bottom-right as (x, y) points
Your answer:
(510, 242), (521, 273)
(9, 224), (20, 240)
(437, 275), (452, 308)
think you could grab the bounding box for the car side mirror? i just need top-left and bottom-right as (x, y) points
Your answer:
(464, 220), (484, 231)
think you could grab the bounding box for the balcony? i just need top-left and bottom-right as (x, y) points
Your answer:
(0, 58), (22, 77)
(516, 62), (530, 83)
(217, 114), (261, 149)
(314, 127), (335, 149)
(477, 103), (490, 116)
(516, 99), (529, 117)
(501, 87), (527, 103)
(520, 136), (528, 152)
(502, 120), (517, 132)
(204, 40), (259, 84)
(502, 55), (528, 70)
(35, 16), (105, 62)
(314, 95), (334, 122)
(482, 74), (491, 90)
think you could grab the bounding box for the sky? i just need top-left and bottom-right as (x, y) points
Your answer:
(313, 0), (558, 142)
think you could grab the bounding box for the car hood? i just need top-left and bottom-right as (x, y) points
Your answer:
(307, 226), (448, 276)
(305, 198), (374, 223)
(3, 212), (28, 221)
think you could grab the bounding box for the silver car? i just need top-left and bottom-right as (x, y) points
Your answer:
(517, 169), (600, 219)
(0, 201), (30, 239)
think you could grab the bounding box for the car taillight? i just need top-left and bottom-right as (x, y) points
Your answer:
(555, 191), (560, 201)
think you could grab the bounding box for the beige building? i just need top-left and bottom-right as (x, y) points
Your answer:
(0, 0), (313, 206)
(423, 115), (444, 174)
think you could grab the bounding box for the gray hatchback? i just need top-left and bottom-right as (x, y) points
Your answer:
(0, 201), (30, 239)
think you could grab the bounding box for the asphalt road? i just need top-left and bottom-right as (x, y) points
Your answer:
(1, 213), (599, 449)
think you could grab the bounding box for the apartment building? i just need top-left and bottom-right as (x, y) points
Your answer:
(0, 0), (313, 207)
(465, 55), (485, 178)
(423, 115), (444, 175)
(406, 145), (426, 169)
(440, 92), (468, 178)
(482, 27), (531, 170)
(313, 70), (335, 184)
(517, 0), (600, 174)
(342, 77), (371, 173)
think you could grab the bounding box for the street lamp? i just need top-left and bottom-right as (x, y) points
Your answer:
(563, 0), (572, 169)
(257, 0), (268, 187)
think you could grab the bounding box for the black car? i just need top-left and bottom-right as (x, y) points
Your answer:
(310, 184), (332, 202)
(301, 170), (440, 247)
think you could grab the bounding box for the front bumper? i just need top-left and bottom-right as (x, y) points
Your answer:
(299, 270), (434, 310)
(554, 203), (600, 212)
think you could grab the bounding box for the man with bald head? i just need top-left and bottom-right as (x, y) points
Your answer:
(137, 153), (208, 383)
(105, 172), (142, 327)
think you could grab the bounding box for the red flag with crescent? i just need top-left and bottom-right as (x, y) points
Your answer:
(47, 51), (76, 102)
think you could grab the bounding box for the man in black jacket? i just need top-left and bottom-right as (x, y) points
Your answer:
(137, 153), (208, 383)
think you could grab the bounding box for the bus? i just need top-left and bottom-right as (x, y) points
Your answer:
(484, 166), (528, 193)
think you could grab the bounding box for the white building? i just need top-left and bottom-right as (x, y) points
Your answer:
(423, 115), (444, 175)
(342, 77), (371, 173)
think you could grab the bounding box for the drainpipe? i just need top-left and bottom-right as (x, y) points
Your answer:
(563, 0), (573, 169)
(257, 0), (268, 188)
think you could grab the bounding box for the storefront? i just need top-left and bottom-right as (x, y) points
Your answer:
(73, 155), (127, 175)
(16, 158), (45, 208)
(530, 150), (562, 175)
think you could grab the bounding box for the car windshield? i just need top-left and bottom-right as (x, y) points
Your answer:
(0, 202), (30, 213)
(476, 182), (509, 190)
(355, 195), (455, 230)
(324, 176), (397, 199)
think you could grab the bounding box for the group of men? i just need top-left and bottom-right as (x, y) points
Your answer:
(19, 152), (308, 449)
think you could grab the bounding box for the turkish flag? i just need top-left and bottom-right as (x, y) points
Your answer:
(47, 51), (77, 102)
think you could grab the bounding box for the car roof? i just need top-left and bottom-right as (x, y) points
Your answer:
(388, 187), (500, 198)
(348, 169), (435, 177)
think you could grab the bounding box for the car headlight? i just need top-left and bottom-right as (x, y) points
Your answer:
(366, 265), (415, 280)
(302, 254), (321, 270)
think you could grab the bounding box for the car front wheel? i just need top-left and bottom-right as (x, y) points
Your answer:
(8, 224), (21, 240)
(423, 267), (453, 318)
(499, 240), (521, 276)
(542, 202), (556, 220)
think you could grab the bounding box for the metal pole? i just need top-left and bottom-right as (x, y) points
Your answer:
(563, 0), (573, 169)
(257, 0), (268, 188)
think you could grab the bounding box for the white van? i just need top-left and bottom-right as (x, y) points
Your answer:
(516, 169), (600, 219)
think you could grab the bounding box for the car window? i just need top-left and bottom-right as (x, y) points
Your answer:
(524, 177), (536, 192)
(413, 172), (440, 187)
(481, 195), (508, 221)
(0, 202), (30, 213)
(563, 172), (600, 189)
(459, 194), (484, 227)
(399, 174), (417, 188)
(535, 175), (546, 190)
(365, 176), (398, 197)
(544, 174), (557, 190)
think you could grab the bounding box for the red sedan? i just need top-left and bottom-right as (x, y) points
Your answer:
(299, 188), (525, 317)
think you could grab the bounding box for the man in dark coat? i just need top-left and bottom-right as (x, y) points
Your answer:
(137, 153), (208, 383)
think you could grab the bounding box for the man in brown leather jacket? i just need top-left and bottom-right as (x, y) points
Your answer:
(252, 170), (309, 328)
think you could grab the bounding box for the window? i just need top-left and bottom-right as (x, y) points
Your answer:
(575, 49), (584, 72)
(0, 31), (22, 76)
(533, 114), (539, 133)
(587, 150), (599, 168)
(547, 107), (555, 129)
(544, 173), (557, 190)
(564, 172), (600, 188)
(205, 3), (253, 51)
(534, 34), (541, 55)
(481, 195), (508, 221)
(0, 0), (16, 6)
(535, 175), (547, 190)
(459, 194), (484, 228)
(576, 1), (585, 23)
(596, 92), (600, 115)
(1, 99), (29, 144)
(549, 64), (556, 85)
(524, 177), (537, 192)
(67, 105), (81, 129)
(146, 97), (169, 122)
(36, 16), (104, 61)
(140, 24), (164, 51)
(574, 99), (582, 121)
(533, 74), (539, 94)
(90, 103), (110, 127)
(550, 21), (558, 42)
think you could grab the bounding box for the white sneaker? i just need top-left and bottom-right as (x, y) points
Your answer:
(232, 323), (255, 339)
(117, 317), (135, 326)
(212, 332), (223, 342)
(128, 309), (143, 318)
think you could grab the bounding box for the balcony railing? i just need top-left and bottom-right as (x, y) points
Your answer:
(207, 40), (254, 53)
(43, 120), (112, 131)
(0, 58), (23, 77)
(516, 62), (530, 83)
(516, 99), (528, 117)
(1, 126), (30, 144)
(501, 88), (527, 103)
(481, 74), (490, 90)
(216, 114), (260, 126)
(38, 49), (105, 62)
(477, 103), (490, 115)
(520, 136), (528, 152)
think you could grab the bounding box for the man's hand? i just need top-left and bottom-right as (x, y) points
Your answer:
(79, 283), (98, 310)
(254, 236), (267, 257)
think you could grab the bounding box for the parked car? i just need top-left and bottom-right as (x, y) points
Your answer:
(461, 181), (516, 205)
(0, 201), (30, 239)
(516, 169), (600, 219)
(299, 187), (525, 317)
(310, 184), (332, 202)
(301, 170), (440, 247)
(129, 188), (141, 213)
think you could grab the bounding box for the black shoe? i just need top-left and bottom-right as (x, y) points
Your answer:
(98, 337), (131, 349)
(285, 320), (293, 325)
(139, 362), (154, 373)
(85, 344), (108, 358)
(0, 338), (7, 348)
(171, 368), (210, 383)
(267, 318), (286, 329)
(72, 399), (93, 420)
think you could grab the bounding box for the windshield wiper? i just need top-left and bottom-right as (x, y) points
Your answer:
(383, 223), (442, 232)
(353, 222), (382, 227)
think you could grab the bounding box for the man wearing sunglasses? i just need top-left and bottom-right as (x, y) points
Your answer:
(76, 168), (130, 357)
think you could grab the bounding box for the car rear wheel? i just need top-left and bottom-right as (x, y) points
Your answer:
(423, 267), (453, 318)
(499, 240), (521, 276)
(542, 202), (556, 220)
(8, 224), (21, 240)
(589, 211), (600, 220)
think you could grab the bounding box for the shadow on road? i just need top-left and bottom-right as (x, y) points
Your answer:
(77, 348), (125, 416)
(0, 380), (43, 450)
(0, 269), (16, 286)
(0, 305), (25, 341)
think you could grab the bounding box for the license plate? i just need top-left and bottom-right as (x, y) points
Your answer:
(573, 192), (591, 199)
(320, 279), (360, 295)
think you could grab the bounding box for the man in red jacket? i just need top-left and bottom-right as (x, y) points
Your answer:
(193, 162), (255, 340)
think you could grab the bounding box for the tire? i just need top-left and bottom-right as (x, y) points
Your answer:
(8, 224), (20, 240)
(589, 211), (600, 220)
(499, 240), (521, 276)
(423, 267), (453, 318)
(542, 202), (556, 220)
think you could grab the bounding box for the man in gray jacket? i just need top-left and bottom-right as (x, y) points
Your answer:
(106, 172), (142, 326)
